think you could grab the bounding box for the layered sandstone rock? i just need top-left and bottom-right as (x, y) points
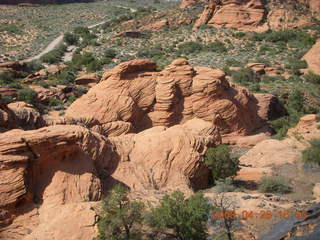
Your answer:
(74, 73), (100, 85)
(8, 101), (43, 129)
(0, 97), (16, 132)
(0, 118), (219, 238)
(207, 0), (265, 30)
(182, 0), (316, 30)
(303, 40), (320, 75)
(66, 58), (267, 138)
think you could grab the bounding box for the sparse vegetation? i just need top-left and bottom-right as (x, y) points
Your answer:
(302, 139), (320, 165)
(259, 176), (292, 194)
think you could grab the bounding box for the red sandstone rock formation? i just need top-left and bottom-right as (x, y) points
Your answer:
(181, 0), (317, 30)
(66, 58), (268, 138)
(0, 59), (280, 239)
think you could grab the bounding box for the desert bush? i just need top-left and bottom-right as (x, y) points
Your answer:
(304, 72), (320, 84)
(302, 139), (320, 165)
(25, 60), (44, 72)
(259, 176), (292, 194)
(285, 58), (308, 75)
(269, 90), (304, 139)
(214, 179), (237, 193)
(229, 68), (260, 85)
(0, 24), (21, 34)
(73, 26), (90, 35)
(206, 40), (227, 53)
(251, 30), (315, 48)
(0, 72), (15, 85)
(17, 88), (37, 105)
(40, 44), (67, 64)
(204, 145), (240, 185)
(104, 48), (117, 59)
(86, 59), (102, 72)
(177, 41), (204, 54)
(145, 191), (210, 240)
(64, 32), (79, 45)
(137, 46), (163, 59)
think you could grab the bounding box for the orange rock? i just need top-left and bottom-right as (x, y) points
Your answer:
(207, 0), (265, 30)
(0, 97), (16, 131)
(140, 19), (169, 31)
(303, 40), (320, 75)
(66, 59), (269, 138)
(75, 73), (100, 85)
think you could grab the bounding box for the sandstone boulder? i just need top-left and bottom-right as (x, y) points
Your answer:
(0, 97), (16, 132)
(74, 73), (100, 85)
(8, 101), (43, 130)
(207, 0), (265, 30)
(303, 40), (320, 75)
(66, 58), (268, 138)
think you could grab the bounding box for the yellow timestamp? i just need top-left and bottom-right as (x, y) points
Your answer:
(212, 209), (308, 220)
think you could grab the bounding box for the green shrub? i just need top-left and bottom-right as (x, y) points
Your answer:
(251, 30), (315, 48)
(304, 72), (320, 84)
(285, 58), (308, 75)
(86, 59), (102, 72)
(145, 191), (210, 240)
(40, 44), (67, 64)
(0, 72), (15, 85)
(0, 24), (21, 34)
(25, 60), (44, 72)
(73, 26), (90, 35)
(137, 46), (163, 59)
(64, 32), (79, 45)
(206, 40), (227, 53)
(259, 176), (292, 194)
(178, 41), (204, 54)
(204, 145), (240, 185)
(302, 139), (320, 165)
(17, 88), (37, 105)
(230, 68), (260, 85)
(214, 179), (237, 193)
(269, 90), (304, 139)
(104, 48), (117, 59)
(96, 185), (145, 240)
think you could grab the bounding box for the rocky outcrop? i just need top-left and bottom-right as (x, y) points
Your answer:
(0, 97), (16, 132)
(237, 114), (320, 182)
(181, 0), (266, 30)
(303, 40), (320, 75)
(140, 19), (169, 31)
(66, 58), (268, 138)
(182, 0), (316, 30)
(8, 101), (43, 129)
(207, 0), (265, 30)
(23, 64), (65, 84)
(74, 73), (100, 85)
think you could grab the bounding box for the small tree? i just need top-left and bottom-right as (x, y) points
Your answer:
(145, 191), (210, 240)
(96, 185), (145, 240)
(211, 193), (237, 240)
(204, 145), (240, 185)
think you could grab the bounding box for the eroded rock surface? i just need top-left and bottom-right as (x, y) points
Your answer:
(66, 59), (268, 138)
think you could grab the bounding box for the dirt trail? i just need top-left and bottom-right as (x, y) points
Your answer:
(23, 5), (136, 63)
